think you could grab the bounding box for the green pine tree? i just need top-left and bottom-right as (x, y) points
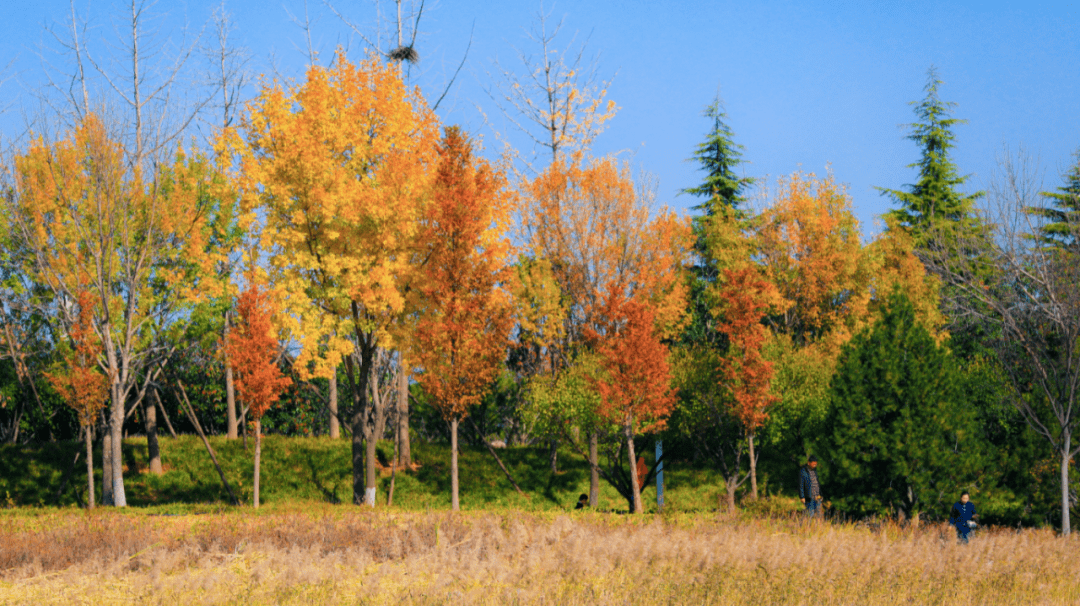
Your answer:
(818, 290), (982, 521)
(1031, 152), (1080, 251)
(878, 67), (985, 250)
(681, 97), (754, 346)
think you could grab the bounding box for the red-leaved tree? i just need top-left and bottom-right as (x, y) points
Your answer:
(413, 126), (514, 511)
(715, 266), (780, 506)
(46, 290), (108, 509)
(588, 288), (677, 513)
(223, 282), (291, 508)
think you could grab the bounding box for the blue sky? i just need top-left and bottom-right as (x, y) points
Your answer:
(2, 0), (1078, 238)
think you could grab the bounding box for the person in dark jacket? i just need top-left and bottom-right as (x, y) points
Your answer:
(950, 491), (977, 543)
(799, 455), (822, 517)
(574, 493), (589, 510)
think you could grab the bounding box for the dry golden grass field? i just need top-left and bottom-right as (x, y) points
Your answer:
(0, 506), (1077, 605)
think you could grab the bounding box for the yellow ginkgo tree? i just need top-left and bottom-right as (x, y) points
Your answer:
(220, 51), (439, 506)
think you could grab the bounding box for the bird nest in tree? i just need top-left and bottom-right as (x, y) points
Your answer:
(388, 46), (419, 64)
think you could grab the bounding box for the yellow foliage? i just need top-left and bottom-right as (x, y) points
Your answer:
(220, 51), (440, 379)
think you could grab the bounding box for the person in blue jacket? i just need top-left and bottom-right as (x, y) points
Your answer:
(799, 455), (822, 517)
(950, 491), (977, 543)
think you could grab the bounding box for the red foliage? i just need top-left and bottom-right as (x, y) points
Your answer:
(587, 289), (677, 434)
(45, 290), (108, 426)
(413, 126), (514, 421)
(223, 283), (291, 421)
(715, 267), (779, 431)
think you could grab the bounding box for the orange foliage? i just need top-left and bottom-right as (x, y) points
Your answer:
(45, 291), (108, 427)
(413, 127), (514, 421)
(755, 173), (872, 347)
(223, 283), (291, 421)
(587, 290), (677, 434)
(714, 268), (780, 432)
(219, 51), (440, 378)
(520, 153), (691, 343)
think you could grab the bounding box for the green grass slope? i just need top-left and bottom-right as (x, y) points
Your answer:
(0, 435), (797, 514)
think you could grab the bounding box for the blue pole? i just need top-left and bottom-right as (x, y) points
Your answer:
(655, 439), (664, 511)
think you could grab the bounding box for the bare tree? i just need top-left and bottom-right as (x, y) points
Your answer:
(79, 0), (207, 167)
(485, 4), (617, 173)
(323, 0), (470, 111)
(923, 145), (1080, 535)
(202, 2), (251, 132)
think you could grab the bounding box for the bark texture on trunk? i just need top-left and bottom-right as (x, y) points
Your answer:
(109, 383), (126, 507)
(328, 372), (339, 439)
(1062, 431), (1072, 536)
(724, 478), (737, 515)
(626, 426), (642, 514)
(748, 431), (758, 500)
(84, 426), (95, 509)
(549, 439), (558, 473)
(396, 363), (410, 466)
(451, 417), (460, 511)
(102, 428), (113, 506)
(225, 363), (237, 439)
(253, 419), (262, 508)
(364, 428), (378, 506)
(588, 431), (599, 508)
(144, 398), (162, 475)
(351, 411), (365, 506)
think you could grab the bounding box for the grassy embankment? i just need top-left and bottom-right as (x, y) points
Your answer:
(0, 435), (752, 513)
(0, 507), (1076, 605)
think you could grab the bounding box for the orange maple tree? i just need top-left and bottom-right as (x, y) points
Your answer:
(518, 151), (690, 504)
(413, 126), (514, 511)
(223, 282), (291, 508)
(588, 288), (677, 513)
(756, 172), (872, 348)
(45, 290), (108, 509)
(520, 152), (691, 344)
(714, 266), (781, 501)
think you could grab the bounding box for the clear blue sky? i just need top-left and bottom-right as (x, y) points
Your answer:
(2, 0), (1078, 238)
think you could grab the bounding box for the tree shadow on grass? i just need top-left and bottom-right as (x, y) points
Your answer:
(305, 454), (342, 504)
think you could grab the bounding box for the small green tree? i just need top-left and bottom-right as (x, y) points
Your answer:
(1031, 151), (1080, 252)
(820, 290), (982, 522)
(878, 67), (985, 251)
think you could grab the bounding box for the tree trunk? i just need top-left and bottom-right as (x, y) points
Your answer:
(626, 426), (642, 514)
(1062, 431), (1072, 536)
(365, 427), (378, 506)
(109, 382), (127, 507)
(549, 439), (558, 473)
(588, 431), (599, 508)
(225, 363), (238, 439)
(397, 363), (410, 466)
(328, 372), (339, 439)
(451, 417), (460, 511)
(84, 425), (95, 509)
(351, 409), (366, 506)
(144, 398), (162, 475)
(102, 425), (113, 506)
(253, 419), (262, 508)
(724, 477), (738, 515)
(748, 431), (758, 500)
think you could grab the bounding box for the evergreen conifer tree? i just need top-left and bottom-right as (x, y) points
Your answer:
(878, 67), (985, 251)
(1032, 152), (1080, 251)
(820, 290), (982, 521)
(681, 98), (754, 346)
